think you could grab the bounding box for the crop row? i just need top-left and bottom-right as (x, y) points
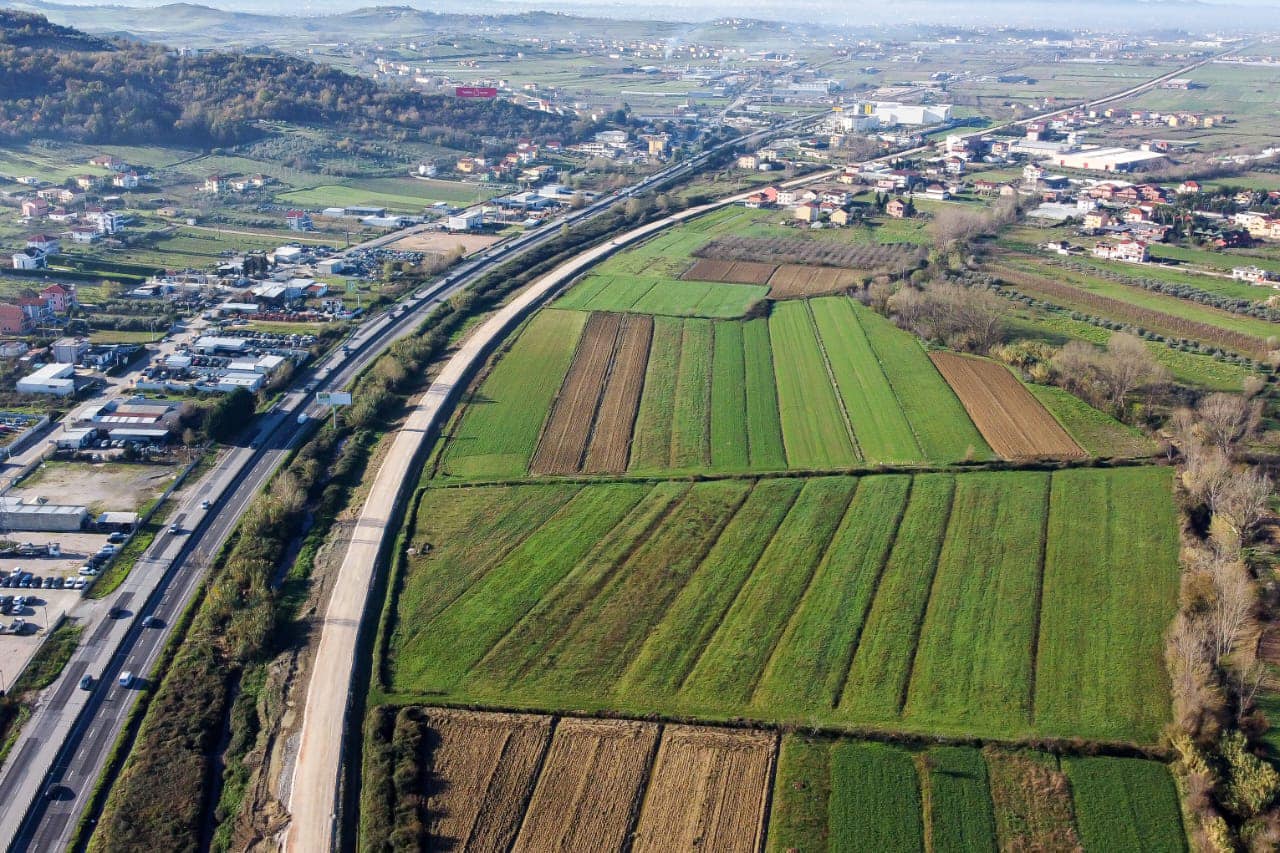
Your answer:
(697, 234), (922, 271)
(387, 467), (1179, 745)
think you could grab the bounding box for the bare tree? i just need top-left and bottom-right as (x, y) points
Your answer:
(1101, 332), (1168, 410)
(1198, 393), (1262, 455)
(1209, 467), (1274, 541)
(1204, 553), (1255, 664)
(1182, 442), (1233, 505)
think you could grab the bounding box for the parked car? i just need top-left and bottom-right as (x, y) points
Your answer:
(107, 532), (127, 544)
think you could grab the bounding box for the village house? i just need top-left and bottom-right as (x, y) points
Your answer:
(11, 249), (46, 271)
(47, 207), (75, 223)
(1177, 180), (1201, 195)
(1232, 266), (1278, 287)
(1093, 239), (1149, 264)
(25, 234), (60, 254)
(886, 198), (909, 219)
(793, 203), (820, 223)
(1123, 207), (1150, 224)
(112, 172), (140, 189)
(203, 175), (225, 193)
(21, 198), (49, 219)
(40, 283), (76, 313)
(1082, 211), (1112, 232)
(0, 304), (30, 335)
(830, 208), (852, 226)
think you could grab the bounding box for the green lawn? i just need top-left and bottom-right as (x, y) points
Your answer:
(388, 468), (1180, 744)
(436, 309), (585, 480)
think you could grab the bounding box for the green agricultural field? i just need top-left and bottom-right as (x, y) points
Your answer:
(387, 468), (1180, 744)
(553, 273), (767, 318)
(767, 736), (832, 853)
(767, 736), (1171, 853)
(1028, 385), (1156, 458)
(997, 255), (1278, 344)
(1064, 757), (1187, 852)
(829, 742), (924, 852)
(435, 297), (990, 480)
(769, 301), (859, 468)
(275, 176), (495, 212)
(1035, 467), (1180, 743)
(709, 321), (750, 470)
(925, 747), (999, 852)
(435, 309), (585, 480)
(904, 471), (1048, 735)
(854, 304), (992, 461)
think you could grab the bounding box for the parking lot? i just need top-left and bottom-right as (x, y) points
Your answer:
(0, 530), (121, 691)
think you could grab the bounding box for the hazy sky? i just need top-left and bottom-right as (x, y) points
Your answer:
(9, 0), (1280, 28)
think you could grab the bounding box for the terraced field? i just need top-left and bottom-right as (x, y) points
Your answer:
(386, 467), (1179, 744)
(434, 298), (992, 480)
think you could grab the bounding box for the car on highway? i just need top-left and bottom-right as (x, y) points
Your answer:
(169, 523), (182, 535)
(201, 500), (212, 510)
(79, 674), (93, 690)
(118, 671), (134, 688)
(142, 615), (160, 629)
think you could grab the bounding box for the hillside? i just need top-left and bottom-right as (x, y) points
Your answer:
(0, 10), (579, 147)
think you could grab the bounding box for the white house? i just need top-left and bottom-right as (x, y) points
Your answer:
(17, 363), (75, 396)
(447, 210), (485, 232)
(11, 249), (46, 270)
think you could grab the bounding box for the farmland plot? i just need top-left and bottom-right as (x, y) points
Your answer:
(698, 234), (917, 271)
(810, 297), (921, 463)
(530, 312), (623, 474)
(512, 718), (657, 852)
(905, 471), (1049, 734)
(742, 319), (787, 469)
(984, 748), (1082, 851)
(830, 742), (924, 852)
(770, 301), (858, 468)
(923, 747), (999, 853)
(438, 309), (586, 479)
(529, 312), (653, 475)
(582, 314), (654, 473)
(854, 303), (992, 461)
(555, 272), (767, 319)
(392, 469), (1179, 744)
(632, 726), (776, 853)
(1035, 467), (1178, 742)
(930, 352), (1085, 459)
(767, 264), (861, 299)
(418, 710), (552, 852)
(1063, 758), (1186, 853)
(683, 257), (778, 285)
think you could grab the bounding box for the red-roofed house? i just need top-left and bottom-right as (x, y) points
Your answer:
(40, 283), (76, 314)
(0, 304), (30, 335)
(21, 198), (49, 219)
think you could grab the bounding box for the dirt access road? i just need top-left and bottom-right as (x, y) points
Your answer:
(281, 192), (765, 850)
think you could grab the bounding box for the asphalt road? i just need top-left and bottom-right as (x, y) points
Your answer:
(0, 117), (798, 852)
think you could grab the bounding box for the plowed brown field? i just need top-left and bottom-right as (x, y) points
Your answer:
(583, 313), (654, 473)
(511, 718), (658, 852)
(683, 258), (778, 285)
(930, 352), (1085, 459)
(767, 264), (861, 298)
(530, 312), (623, 474)
(420, 710), (553, 853)
(631, 726), (777, 853)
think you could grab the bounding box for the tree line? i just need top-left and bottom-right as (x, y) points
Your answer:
(0, 11), (577, 149)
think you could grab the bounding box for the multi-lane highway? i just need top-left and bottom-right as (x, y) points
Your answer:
(0, 113), (819, 853)
(2, 47), (1232, 847)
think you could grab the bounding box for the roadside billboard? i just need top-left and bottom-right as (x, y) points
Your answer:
(455, 86), (498, 99)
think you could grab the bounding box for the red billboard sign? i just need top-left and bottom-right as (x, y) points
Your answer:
(455, 86), (498, 99)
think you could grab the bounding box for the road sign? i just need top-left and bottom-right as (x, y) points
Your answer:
(316, 392), (352, 406)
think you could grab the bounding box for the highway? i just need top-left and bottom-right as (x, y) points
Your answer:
(2, 47), (1232, 848)
(0, 112), (816, 853)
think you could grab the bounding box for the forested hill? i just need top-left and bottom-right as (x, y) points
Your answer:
(0, 10), (580, 148)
